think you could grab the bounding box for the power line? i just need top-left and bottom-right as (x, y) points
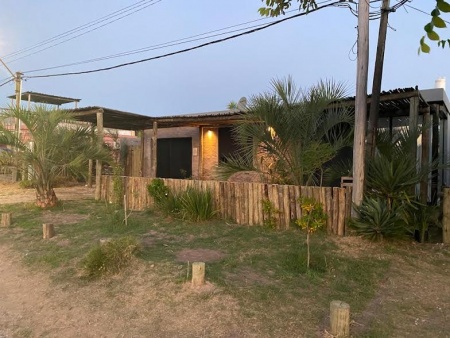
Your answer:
(25, 1), (343, 79)
(23, 3), (325, 74)
(0, 78), (14, 88)
(23, 22), (272, 74)
(406, 3), (450, 25)
(3, 0), (162, 63)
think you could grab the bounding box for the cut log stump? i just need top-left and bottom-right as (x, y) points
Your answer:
(191, 262), (205, 286)
(1, 213), (11, 227)
(330, 300), (350, 337)
(42, 223), (55, 239)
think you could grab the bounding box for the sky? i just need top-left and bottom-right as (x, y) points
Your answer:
(0, 0), (448, 117)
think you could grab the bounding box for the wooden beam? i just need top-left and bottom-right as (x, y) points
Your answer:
(95, 110), (104, 200)
(421, 107), (431, 203)
(151, 121), (157, 177)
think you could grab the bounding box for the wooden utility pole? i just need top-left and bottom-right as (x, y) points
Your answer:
(352, 0), (370, 212)
(367, 0), (391, 157)
(95, 110), (104, 200)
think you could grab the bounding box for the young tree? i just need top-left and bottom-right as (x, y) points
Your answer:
(217, 77), (354, 185)
(0, 106), (110, 208)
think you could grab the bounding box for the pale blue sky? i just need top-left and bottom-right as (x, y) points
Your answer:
(0, 1), (448, 116)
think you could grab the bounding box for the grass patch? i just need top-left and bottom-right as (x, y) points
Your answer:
(0, 199), (397, 336)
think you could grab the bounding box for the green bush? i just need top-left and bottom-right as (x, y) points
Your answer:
(82, 236), (140, 278)
(179, 187), (216, 221)
(147, 179), (181, 215)
(350, 198), (404, 241)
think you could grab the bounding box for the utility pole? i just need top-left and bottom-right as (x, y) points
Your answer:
(14, 72), (23, 138)
(352, 0), (370, 212)
(367, 0), (391, 158)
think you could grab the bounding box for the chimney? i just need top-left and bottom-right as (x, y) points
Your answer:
(435, 77), (446, 90)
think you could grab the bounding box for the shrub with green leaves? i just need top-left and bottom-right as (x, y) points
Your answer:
(179, 187), (216, 222)
(82, 236), (140, 278)
(147, 179), (181, 215)
(350, 198), (405, 241)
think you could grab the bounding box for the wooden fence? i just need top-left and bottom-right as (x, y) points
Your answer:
(100, 176), (352, 235)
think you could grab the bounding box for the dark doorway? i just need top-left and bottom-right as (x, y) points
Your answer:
(219, 127), (240, 163)
(157, 138), (192, 178)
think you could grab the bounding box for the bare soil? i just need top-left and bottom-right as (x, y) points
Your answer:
(0, 182), (450, 337)
(0, 182), (94, 205)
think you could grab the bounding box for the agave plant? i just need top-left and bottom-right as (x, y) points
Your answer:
(216, 76), (354, 185)
(0, 106), (110, 207)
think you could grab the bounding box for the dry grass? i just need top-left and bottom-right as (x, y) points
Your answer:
(0, 194), (449, 337)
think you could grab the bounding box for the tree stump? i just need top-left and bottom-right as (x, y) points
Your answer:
(1, 213), (11, 227)
(42, 223), (55, 239)
(330, 300), (350, 337)
(191, 262), (205, 286)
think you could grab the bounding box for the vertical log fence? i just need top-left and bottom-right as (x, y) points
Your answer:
(100, 176), (352, 235)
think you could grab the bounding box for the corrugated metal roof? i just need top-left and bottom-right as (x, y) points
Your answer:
(8, 91), (81, 105)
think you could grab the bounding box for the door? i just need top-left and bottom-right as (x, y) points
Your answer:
(157, 138), (192, 178)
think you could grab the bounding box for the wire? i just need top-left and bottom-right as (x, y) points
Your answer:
(3, 0), (162, 63)
(24, 0), (341, 74)
(23, 22), (271, 73)
(0, 78), (14, 88)
(406, 3), (450, 25)
(25, 1), (343, 79)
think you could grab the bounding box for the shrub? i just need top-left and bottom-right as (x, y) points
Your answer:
(82, 236), (140, 278)
(261, 198), (279, 228)
(350, 198), (404, 241)
(179, 187), (216, 221)
(147, 179), (181, 215)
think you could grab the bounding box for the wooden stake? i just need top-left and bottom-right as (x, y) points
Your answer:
(330, 300), (350, 337)
(42, 223), (55, 239)
(191, 262), (205, 286)
(443, 188), (450, 244)
(1, 213), (11, 227)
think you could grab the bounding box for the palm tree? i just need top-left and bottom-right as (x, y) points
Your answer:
(216, 77), (354, 185)
(0, 106), (110, 207)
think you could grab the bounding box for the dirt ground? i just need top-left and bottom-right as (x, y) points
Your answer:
(0, 182), (449, 337)
(0, 182), (94, 205)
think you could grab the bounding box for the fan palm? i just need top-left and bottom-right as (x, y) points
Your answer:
(216, 77), (354, 185)
(0, 106), (110, 207)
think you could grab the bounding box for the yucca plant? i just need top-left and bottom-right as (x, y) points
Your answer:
(350, 198), (405, 241)
(179, 187), (216, 222)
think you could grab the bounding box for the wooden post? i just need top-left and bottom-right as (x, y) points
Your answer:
(421, 107), (431, 203)
(330, 300), (350, 337)
(142, 130), (152, 177)
(87, 159), (93, 188)
(42, 223), (55, 239)
(95, 110), (104, 200)
(191, 262), (205, 286)
(367, 0), (391, 158)
(151, 121), (158, 177)
(409, 95), (420, 166)
(443, 188), (450, 244)
(352, 0), (370, 214)
(1, 213), (11, 227)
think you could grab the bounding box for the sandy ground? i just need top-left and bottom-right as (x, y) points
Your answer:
(0, 182), (95, 205)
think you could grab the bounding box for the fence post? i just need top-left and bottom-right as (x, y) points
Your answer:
(443, 188), (450, 244)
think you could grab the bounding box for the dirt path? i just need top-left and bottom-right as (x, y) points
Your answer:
(0, 182), (94, 205)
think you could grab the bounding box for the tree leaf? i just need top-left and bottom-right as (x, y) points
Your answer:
(437, 0), (450, 12)
(420, 38), (431, 53)
(432, 16), (447, 28)
(424, 22), (434, 33)
(431, 8), (441, 17)
(427, 30), (441, 41)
